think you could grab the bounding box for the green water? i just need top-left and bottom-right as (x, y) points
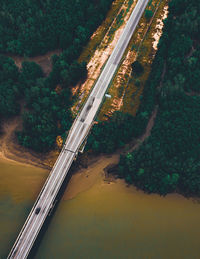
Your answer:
(0, 158), (200, 259)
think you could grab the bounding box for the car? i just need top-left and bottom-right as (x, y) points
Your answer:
(35, 207), (41, 215)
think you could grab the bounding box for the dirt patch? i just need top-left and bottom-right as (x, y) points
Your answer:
(152, 6), (168, 50)
(98, 0), (169, 119)
(0, 117), (52, 169)
(72, 0), (137, 115)
(0, 1), (165, 172)
(9, 49), (61, 76)
(128, 106), (158, 153)
(0, 1), (134, 169)
(186, 91), (200, 97)
(64, 105), (158, 201)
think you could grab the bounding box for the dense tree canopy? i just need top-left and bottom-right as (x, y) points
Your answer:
(119, 94), (200, 196)
(17, 78), (72, 152)
(87, 0), (200, 196)
(0, 0), (114, 152)
(118, 0), (200, 196)
(0, 0), (113, 56)
(0, 55), (20, 119)
(86, 112), (137, 154)
(0, 55), (73, 151)
(145, 10), (153, 21)
(16, 55), (88, 152)
(131, 61), (144, 76)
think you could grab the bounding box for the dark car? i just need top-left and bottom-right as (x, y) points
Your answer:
(35, 207), (41, 215)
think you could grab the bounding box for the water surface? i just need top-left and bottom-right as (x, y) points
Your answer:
(0, 158), (200, 259)
(0, 158), (47, 258)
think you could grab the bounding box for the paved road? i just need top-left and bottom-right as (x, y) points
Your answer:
(8, 0), (149, 258)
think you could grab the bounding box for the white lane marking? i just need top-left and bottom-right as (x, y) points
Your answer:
(9, 1), (150, 257)
(111, 0), (143, 63)
(16, 152), (73, 257)
(13, 152), (66, 256)
(93, 65), (113, 99)
(65, 123), (82, 151)
(68, 123), (89, 152)
(65, 121), (86, 152)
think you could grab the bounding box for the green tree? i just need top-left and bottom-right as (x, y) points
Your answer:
(145, 10), (153, 21)
(131, 61), (144, 76)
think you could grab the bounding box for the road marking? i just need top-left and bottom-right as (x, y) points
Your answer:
(8, 1), (150, 258)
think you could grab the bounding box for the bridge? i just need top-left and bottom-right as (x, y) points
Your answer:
(8, 0), (149, 258)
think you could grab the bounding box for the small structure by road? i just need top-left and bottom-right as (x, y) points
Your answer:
(8, 1), (150, 258)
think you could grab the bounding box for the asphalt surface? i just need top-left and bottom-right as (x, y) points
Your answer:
(8, 0), (150, 258)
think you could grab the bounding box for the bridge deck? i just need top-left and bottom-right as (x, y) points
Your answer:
(8, 1), (149, 258)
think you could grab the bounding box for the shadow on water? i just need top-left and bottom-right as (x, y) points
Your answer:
(4, 156), (200, 259)
(28, 162), (78, 259)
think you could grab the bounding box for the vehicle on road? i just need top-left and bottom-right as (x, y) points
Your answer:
(35, 208), (41, 215)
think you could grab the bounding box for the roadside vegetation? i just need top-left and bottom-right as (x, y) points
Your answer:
(97, 0), (165, 120)
(118, 0), (200, 196)
(0, 0), (114, 152)
(86, 111), (137, 153)
(78, 0), (130, 64)
(73, 0), (138, 115)
(87, 0), (166, 150)
(87, 0), (200, 196)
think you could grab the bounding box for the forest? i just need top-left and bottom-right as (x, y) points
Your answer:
(118, 0), (200, 196)
(0, 0), (113, 152)
(1, 0), (200, 195)
(0, 0), (113, 56)
(0, 55), (20, 120)
(86, 112), (137, 153)
(87, 0), (200, 196)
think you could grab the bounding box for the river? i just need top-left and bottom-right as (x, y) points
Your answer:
(0, 156), (200, 259)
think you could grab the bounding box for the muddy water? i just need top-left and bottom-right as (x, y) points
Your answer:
(0, 158), (47, 258)
(0, 157), (200, 259)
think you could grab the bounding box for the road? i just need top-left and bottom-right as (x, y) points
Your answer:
(8, 0), (149, 258)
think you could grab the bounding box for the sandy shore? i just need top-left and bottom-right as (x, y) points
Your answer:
(0, 117), (54, 169)
(0, 98), (157, 173)
(0, 117), (121, 204)
(0, 117), (120, 187)
(64, 154), (120, 200)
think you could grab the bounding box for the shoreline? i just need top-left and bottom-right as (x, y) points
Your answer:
(1, 120), (199, 203)
(0, 117), (52, 170)
(2, 113), (198, 201)
(0, 100), (157, 179)
(0, 135), (52, 170)
(0, 117), (120, 176)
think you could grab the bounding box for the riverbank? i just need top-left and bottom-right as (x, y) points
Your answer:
(65, 154), (119, 200)
(0, 117), (52, 169)
(1, 151), (200, 259)
(35, 157), (200, 259)
(0, 0), (136, 170)
(0, 88), (158, 175)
